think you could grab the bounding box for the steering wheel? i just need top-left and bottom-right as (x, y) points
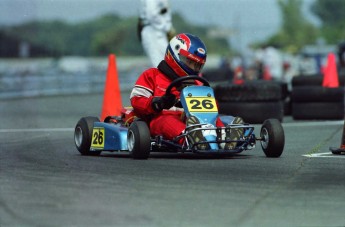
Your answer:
(165, 76), (210, 96)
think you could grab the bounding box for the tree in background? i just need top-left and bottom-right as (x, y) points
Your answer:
(263, 0), (318, 53)
(90, 15), (141, 56)
(0, 13), (230, 57)
(311, 0), (345, 44)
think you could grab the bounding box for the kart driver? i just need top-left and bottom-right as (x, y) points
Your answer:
(130, 33), (243, 150)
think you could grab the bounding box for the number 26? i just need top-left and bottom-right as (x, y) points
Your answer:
(190, 99), (214, 109)
(93, 130), (103, 145)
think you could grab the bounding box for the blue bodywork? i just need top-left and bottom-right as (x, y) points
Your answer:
(180, 85), (219, 150)
(180, 85), (218, 124)
(91, 122), (128, 151)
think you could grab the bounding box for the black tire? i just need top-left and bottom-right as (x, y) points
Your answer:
(218, 101), (284, 124)
(292, 75), (345, 87)
(291, 75), (323, 87)
(280, 81), (289, 100)
(291, 86), (344, 102)
(214, 81), (282, 102)
(292, 102), (344, 120)
(203, 68), (233, 82)
(284, 97), (292, 116)
(260, 119), (285, 158)
(127, 121), (151, 159)
(74, 116), (101, 156)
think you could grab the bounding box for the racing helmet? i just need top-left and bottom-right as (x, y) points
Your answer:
(165, 33), (207, 77)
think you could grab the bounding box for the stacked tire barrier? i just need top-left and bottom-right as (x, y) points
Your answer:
(214, 81), (285, 124)
(291, 75), (344, 120)
(203, 68), (233, 82)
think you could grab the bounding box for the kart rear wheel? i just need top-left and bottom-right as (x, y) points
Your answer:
(127, 121), (151, 159)
(260, 119), (285, 157)
(74, 116), (101, 156)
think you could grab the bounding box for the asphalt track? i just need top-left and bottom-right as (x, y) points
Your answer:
(1, 93), (345, 227)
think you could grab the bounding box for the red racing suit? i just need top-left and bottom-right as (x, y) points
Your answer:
(130, 64), (224, 141)
(130, 67), (185, 140)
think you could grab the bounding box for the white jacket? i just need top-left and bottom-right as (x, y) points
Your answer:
(139, 0), (172, 33)
(139, 0), (173, 67)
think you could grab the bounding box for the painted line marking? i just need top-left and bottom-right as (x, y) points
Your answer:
(302, 152), (345, 158)
(282, 120), (344, 127)
(0, 128), (74, 133)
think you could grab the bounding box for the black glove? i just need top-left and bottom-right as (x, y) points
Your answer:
(151, 94), (176, 112)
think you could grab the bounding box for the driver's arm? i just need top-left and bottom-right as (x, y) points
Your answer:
(130, 70), (158, 115)
(131, 95), (157, 115)
(131, 89), (176, 114)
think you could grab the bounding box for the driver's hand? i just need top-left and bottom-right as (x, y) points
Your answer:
(174, 100), (182, 108)
(151, 94), (176, 112)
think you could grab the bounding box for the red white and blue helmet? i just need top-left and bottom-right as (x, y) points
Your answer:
(165, 33), (207, 77)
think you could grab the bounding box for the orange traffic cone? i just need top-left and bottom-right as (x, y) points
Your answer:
(330, 120), (345, 154)
(322, 53), (339, 88)
(100, 54), (123, 121)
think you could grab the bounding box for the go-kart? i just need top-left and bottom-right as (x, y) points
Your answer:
(74, 76), (285, 159)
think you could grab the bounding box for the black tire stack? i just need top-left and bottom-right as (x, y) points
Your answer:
(214, 81), (285, 124)
(291, 74), (345, 120)
(203, 68), (234, 82)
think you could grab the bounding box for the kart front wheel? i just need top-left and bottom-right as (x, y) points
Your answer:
(74, 116), (101, 156)
(260, 119), (285, 157)
(127, 121), (151, 159)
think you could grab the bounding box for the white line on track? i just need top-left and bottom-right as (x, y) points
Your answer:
(302, 152), (345, 158)
(0, 128), (74, 133)
(282, 120), (344, 127)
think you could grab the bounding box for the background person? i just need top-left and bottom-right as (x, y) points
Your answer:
(338, 41), (345, 74)
(138, 0), (175, 67)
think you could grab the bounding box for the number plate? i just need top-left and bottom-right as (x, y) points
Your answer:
(185, 97), (218, 112)
(91, 127), (105, 149)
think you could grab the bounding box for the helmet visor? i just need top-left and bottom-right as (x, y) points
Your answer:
(179, 49), (206, 74)
(179, 54), (204, 73)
